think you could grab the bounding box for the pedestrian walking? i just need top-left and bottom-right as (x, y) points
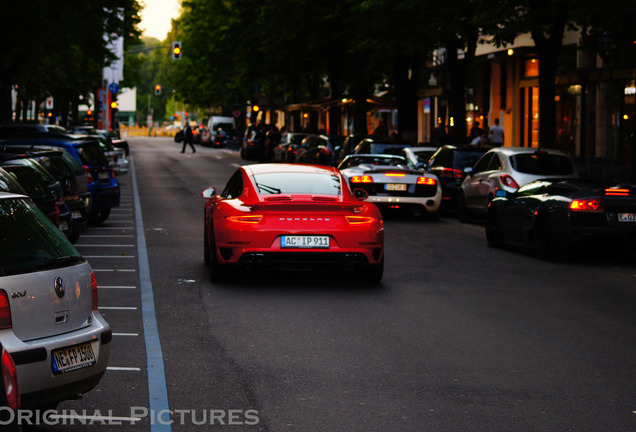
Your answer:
(181, 122), (196, 153)
(489, 118), (504, 147)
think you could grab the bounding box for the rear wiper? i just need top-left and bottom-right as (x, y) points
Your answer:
(45, 256), (84, 268)
(256, 183), (282, 194)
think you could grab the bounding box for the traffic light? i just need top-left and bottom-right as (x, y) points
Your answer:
(172, 41), (181, 60)
(155, 84), (161, 95)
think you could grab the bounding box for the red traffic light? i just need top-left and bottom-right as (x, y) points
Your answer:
(155, 84), (161, 95)
(172, 41), (182, 60)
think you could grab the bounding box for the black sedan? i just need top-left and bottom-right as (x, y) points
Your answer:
(486, 179), (636, 259)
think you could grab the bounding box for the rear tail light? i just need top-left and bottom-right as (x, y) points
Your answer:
(84, 166), (94, 183)
(605, 188), (630, 196)
(0, 290), (12, 329)
(351, 175), (373, 183)
(570, 198), (604, 212)
(384, 173), (405, 177)
(54, 203), (60, 225)
(417, 177), (437, 185)
(91, 272), (98, 310)
(439, 168), (463, 179)
(226, 215), (264, 223)
(500, 174), (520, 189)
(345, 216), (376, 224)
(1, 347), (19, 410)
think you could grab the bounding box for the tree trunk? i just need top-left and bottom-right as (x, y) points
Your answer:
(393, 50), (420, 143)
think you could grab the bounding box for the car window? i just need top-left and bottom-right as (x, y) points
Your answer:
(74, 142), (109, 166)
(488, 154), (503, 171)
(510, 153), (575, 175)
(2, 165), (49, 197)
(454, 149), (489, 169)
(472, 153), (494, 174)
(253, 172), (342, 196)
(0, 197), (82, 277)
(221, 170), (243, 199)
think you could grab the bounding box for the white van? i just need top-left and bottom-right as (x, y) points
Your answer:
(206, 116), (237, 148)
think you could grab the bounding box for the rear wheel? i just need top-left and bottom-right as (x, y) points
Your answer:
(485, 210), (502, 248)
(207, 232), (227, 281)
(534, 218), (560, 260)
(456, 192), (472, 223)
(88, 208), (111, 225)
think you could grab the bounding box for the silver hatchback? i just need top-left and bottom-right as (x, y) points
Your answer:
(0, 192), (111, 408)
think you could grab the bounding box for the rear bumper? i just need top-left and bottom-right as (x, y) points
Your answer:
(88, 182), (120, 211)
(2, 312), (112, 408)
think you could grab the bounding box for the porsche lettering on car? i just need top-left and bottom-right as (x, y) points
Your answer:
(202, 163), (385, 282)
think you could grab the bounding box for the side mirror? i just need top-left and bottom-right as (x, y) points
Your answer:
(464, 167), (474, 176)
(201, 187), (217, 199)
(354, 188), (369, 201)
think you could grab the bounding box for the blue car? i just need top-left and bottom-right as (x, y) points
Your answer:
(0, 136), (120, 223)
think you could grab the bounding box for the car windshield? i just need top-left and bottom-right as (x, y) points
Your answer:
(412, 150), (436, 163)
(510, 153), (575, 175)
(0, 198), (83, 276)
(254, 172), (342, 196)
(74, 142), (109, 166)
(369, 143), (411, 155)
(340, 155), (408, 169)
(454, 149), (488, 168)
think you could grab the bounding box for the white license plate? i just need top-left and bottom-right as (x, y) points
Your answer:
(98, 171), (110, 180)
(618, 213), (636, 222)
(51, 342), (96, 375)
(385, 183), (407, 191)
(71, 210), (83, 219)
(281, 235), (330, 248)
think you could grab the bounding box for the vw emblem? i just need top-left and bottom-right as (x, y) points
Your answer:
(54, 277), (65, 298)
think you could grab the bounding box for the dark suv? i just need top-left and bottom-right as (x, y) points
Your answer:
(426, 145), (491, 209)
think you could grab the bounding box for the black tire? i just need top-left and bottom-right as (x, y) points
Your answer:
(88, 208), (111, 225)
(534, 218), (560, 260)
(361, 256), (384, 284)
(207, 231), (226, 281)
(485, 210), (502, 248)
(456, 192), (472, 223)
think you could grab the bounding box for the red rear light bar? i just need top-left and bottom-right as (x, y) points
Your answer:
(605, 188), (630, 196)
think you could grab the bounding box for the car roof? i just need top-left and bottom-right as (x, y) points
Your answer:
(243, 163), (338, 176)
(489, 146), (570, 156)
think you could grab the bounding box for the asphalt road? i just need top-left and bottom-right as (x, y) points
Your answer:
(26, 136), (636, 432)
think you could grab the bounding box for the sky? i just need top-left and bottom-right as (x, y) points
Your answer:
(139, 0), (181, 40)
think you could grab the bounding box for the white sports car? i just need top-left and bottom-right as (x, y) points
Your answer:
(338, 154), (442, 220)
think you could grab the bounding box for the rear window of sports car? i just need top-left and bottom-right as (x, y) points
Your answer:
(510, 153), (575, 175)
(253, 172), (342, 196)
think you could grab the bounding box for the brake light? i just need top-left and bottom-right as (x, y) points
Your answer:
(91, 272), (98, 310)
(226, 215), (264, 223)
(500, 174), (520, 189)
(54, 202), (60, 225)
(439, 168), (463, 179)
(0, 290), (12, 329)
(384, 173), (405, 177)
(345, 216), (376, 224)
(84, 166), (94, 183)
(417, 177), (437, 185)
(570, 198), (604, 212)
(1, 347), (19, 410)
(605, 188), (630, 196)
(351, 175), (373, 183)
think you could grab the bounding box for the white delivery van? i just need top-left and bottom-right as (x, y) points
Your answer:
(206, 116), (237, 148)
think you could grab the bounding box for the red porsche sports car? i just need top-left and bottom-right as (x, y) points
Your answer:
(202, 164), (385, 282)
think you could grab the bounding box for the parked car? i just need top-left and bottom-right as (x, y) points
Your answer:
(339, 154), (442, 220)
(426, 145), (491, 209)
(0, 157), (73, 239)
(96, 129), (129, 155)
(241, 128), (267, 161)
(1, 148), (87, 243)
(336, 134), (373, 165)
(353, 138), (412, 156)
(400, 145), (438, 170)
(0, 137), (120, 224)
(297, 135), (335, 166)
(65, 128), (128, 176)
(457, 147), (578, 222)
(0, 123), (67, 137)
(486, 179), (636, 259)
(201, 163), (385, 282)
(272, 133), (311, 163)
(0, 191), (111, 409)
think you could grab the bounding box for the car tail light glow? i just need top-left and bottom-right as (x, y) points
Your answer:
(0, 290), (12, 329)
(439, 168), (463, 179)
(417, 177), (436, 185)
(345, 216), (376, 224)
(570, 198), (604, 212)
(91, 272), (98, 310)
(605, 188), (630, 196)
(351, 175), (373, 183)
(226, 215), (264, 223)
(500, 174), (520, 189)
(84, 166), (94, 183)
(1, 347), (19, 410)
(384, 173), (405, 177)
